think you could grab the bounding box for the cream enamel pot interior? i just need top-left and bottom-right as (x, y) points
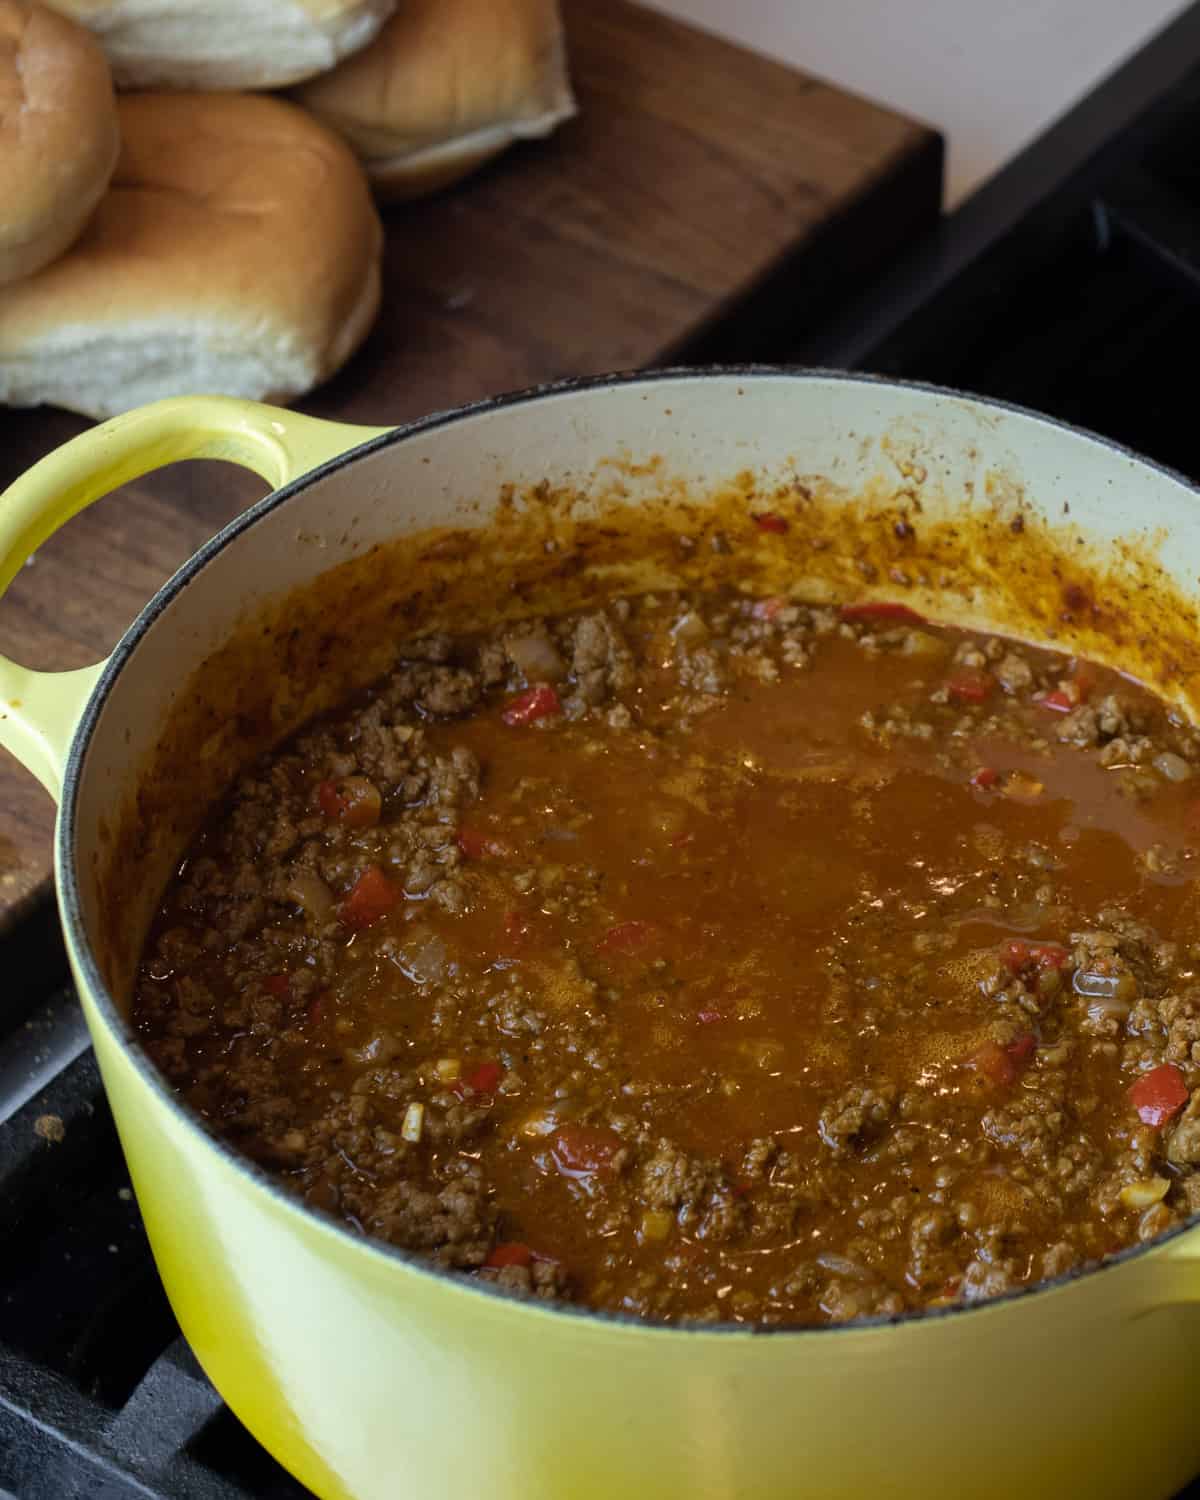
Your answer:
(5, 370), (1200, 1500)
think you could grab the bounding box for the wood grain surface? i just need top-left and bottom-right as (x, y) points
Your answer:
(0, 0), (941, 924)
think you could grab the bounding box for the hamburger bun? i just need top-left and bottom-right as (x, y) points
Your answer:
(0, 0), (119, 285)
(0, 92), (383, 419)
(293, 0), (576, 201)
(42, 0), (395, 89)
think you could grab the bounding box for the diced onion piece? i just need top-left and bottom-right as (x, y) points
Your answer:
(1153, 751), (1193, 783)
(670, 610), (709, 647)
(434, 1058), (461, 1083)
(286, 871), (335, 925)
(1075, 968), (1137, 1011)
(401, 1102), (425, 1143)
(816, 1252), (872, 1281)
(1074, 969), (1121, 999)
(902, 631), (949, 660)
(1086, 996), (1132, 1025)
(352, 1031), (402, 1065)
(1120, 1177), (1170, 1210)
(1001, 772), (1045, 803)
(639, 1209), (674, 1242)
(505, 630), (566, 683)
(517, 1104), (568, 1139)
(392, 928), (449, 986)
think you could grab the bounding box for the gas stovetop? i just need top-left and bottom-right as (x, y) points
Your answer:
(0, 905), (305, 1498)
(8, 6), (1200, 1494)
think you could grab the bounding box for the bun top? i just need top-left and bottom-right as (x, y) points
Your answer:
(52, 0), (379, 15)
(39, 0), (395, 89)
(0, 91), (382, 380)
(0, 0), (119, 280)
(294, 0), (575, 164)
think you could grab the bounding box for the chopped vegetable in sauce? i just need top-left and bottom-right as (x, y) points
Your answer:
(135, 589), (1200, 1327)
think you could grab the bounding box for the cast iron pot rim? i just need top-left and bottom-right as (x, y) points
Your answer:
(55, 365), (1200, 1339)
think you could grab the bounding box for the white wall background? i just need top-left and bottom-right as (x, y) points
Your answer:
(645, 0), (1190, 205)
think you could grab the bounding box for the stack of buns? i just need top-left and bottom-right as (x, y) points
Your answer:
(0, 0), (575, 420)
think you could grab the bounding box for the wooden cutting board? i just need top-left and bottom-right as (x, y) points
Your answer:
(0, 0), (941, 925)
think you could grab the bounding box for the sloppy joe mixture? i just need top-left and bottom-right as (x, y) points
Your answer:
(134, 591), (1200, 1326)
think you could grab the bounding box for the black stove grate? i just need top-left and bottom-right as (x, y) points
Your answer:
(9, 6), (1200, 1493)
(0, 904), (308, 1499)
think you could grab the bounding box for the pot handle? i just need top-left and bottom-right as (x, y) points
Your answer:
(0, 396), (392, 801)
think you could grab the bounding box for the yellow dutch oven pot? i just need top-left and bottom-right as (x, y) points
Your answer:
(4, 370), (1200, 1500)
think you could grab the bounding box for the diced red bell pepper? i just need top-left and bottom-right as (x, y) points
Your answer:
(485, 1242), (533, 1269)
(307, 995), (325, 1026)
(317, 780), (346, 820)
(338, 865), (398, 931)
(499, 908), (531, 956)
(1002, 939), (1029, 969)
(1001, 938), (1071, 974)
(502, 683), (562, 727)
(263, 973), (291, 999)
(550, 1124), (625, 1178)
(751, 597), (786, 621)
(457, 826), (512, 860)
(1128, 1063), (1189, 1128)
(316, 776), (382, 828)
(1035, 689), (1075, 713)
(946, 669), (993, 704)
(1007, 1034), (1037, 1065)
(753, 513), (789, 534)
(971, 1034), (1037, 1087)
(469, 1061), (503, 1094)
(598, 920), (658, 955)
(971, 767), (999, 789)
(1071, 663), (1097, 698)
(454, 1060), (503, 1098)
(838, 602), (925, 625)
